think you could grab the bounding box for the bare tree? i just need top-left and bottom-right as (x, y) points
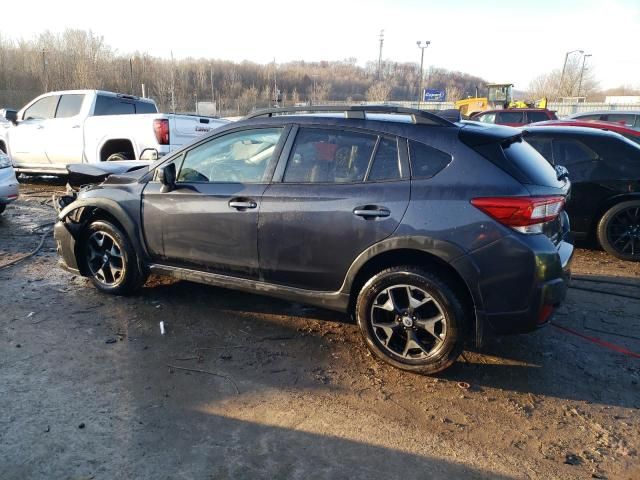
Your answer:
(366, 82), (391, 102)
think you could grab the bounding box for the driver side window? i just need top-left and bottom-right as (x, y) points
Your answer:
(177, 128), (283, 183)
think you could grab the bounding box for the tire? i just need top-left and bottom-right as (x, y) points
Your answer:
(106, 152), (130, 162)
(355, 266), (465, 374)
(0, 204), (5, 215)
(596, 200), (640, 262)
(80, 220), (147, 295)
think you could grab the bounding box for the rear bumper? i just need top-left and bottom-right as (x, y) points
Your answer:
(469, 233), (573, 336)
(0, 167), (19, 204)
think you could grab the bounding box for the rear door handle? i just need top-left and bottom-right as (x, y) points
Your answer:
(71, 125), (81, 128)
(35, 125), (44, 129)
(353, 206), (391, 218)
(229, 199), (257, 210)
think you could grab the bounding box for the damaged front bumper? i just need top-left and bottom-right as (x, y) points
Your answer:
(53, 190), (82, 274)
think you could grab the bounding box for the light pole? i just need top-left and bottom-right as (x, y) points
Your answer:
(377, 30), (384, 80)
(559, 49), (583, 99)
(577, 54), (592, 98)
(416, 41), (431, 104)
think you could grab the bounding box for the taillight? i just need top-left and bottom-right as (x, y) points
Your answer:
(471, 196), (565, 234)
(153, 119), (170, 145)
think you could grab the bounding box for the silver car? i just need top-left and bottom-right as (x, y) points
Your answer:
(0, 151), (19, 214)
(568, 110), (640, 131)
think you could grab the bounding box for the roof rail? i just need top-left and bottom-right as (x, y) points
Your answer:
(426, 109), (461, 123)
(245, 105), (455, 127)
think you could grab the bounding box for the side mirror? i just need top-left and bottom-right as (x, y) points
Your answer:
(1, 109), (18, 125)
(140, 148), (159, 161)
(157, 163), (176, 193)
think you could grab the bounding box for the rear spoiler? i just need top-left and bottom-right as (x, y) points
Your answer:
(426, 109), (462, 123)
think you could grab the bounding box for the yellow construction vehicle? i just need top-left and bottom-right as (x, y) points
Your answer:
(454, 83), (547, 116)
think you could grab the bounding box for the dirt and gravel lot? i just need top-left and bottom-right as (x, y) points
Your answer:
(1, 179), (639, 480)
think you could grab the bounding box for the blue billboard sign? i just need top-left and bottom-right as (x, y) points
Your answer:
(423, 89), (446, 102)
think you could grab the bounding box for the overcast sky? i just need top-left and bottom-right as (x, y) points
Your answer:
(2, 0), (639, 90)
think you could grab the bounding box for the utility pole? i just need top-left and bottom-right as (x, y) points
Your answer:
(577, 53), (592, 98)
(416, 40), (431, 104)
(41, 49), (48, 92)
(377, 30), (384, 80)
(170, 51), (176, 113)
(129, 58), (134, 94)
(559, 49), (583, 99)
(273, 58), (279, 106)
(210, 63), (215, 105)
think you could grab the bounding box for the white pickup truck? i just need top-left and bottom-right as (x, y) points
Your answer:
(0, 90), (229, 174)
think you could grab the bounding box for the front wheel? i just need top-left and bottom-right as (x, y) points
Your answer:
(356, 267), (465, 374)
(81, 220), (147, 295)
(597, 200), (640, 261)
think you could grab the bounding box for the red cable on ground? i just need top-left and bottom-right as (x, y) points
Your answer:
(552, 322), (640, 359)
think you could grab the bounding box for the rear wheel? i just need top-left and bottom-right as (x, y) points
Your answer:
(106, 152), (130, 162)
(597, 200), (640, 261)
(81, 220), (146, 294)
(356, 267), (465, 374)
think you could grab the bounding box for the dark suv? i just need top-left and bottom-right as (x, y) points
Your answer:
(54, 106), (573, 374)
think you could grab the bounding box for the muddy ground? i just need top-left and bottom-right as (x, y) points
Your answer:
(1, 180), (639, 480)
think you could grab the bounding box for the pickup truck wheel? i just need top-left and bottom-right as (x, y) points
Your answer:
(81, 220), (146, 295)
(106, 152), (130, 162)
(356, 267), (465, 374)
(597, 200), (640, 261)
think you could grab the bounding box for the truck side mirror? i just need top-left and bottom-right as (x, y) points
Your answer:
(1, 109), (18, 125)
(157, 163), (176, 193)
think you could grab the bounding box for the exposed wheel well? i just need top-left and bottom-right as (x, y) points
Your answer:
(100, 139), (135, 161)
(348, 249), (476, 340)
(73, 208), (128, 275)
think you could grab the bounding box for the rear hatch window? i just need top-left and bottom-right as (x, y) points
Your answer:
(502, 139), (562, 187)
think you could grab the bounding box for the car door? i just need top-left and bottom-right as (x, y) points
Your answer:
(258, 126), (411, 291)
(45, 93), (86, 164)
(9, 95), (59, 166)
(141, 126), (287, 278)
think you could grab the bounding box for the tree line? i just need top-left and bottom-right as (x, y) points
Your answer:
(0, 29), (488, 115)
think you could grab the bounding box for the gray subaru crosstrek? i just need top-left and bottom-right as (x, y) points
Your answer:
(54, 106), (573, 374)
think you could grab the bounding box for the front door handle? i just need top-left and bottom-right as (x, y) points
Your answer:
(229, 199), (257, 210)
(353, 206), (391, 218)
(35, 125), (44, 130)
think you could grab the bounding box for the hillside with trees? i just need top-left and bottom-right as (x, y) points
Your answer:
(0, 29), (487, 115)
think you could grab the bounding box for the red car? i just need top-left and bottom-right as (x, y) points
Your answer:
(529, 119), (640, 145)
(470, 108), (557, 126)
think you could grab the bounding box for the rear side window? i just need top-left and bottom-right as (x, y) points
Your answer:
(496, 111), (525, 124)
(284, 128), (376, 183)
(409, 141), (452, 179)
(94, 95), (156, 115)
(23, 95), (59, 120)
(552, 138), (598, 166)
(527, 111), (550, 123)
(94, 96), (135, 115)
(605, 114), (635, 128)
(55, 94), (84, 118)
(477, 113), (496, 124)
(367, 137), (401, 181)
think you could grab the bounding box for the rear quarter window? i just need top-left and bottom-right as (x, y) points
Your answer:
(409, 141), (452, 179)
(527, 111), (551, 123)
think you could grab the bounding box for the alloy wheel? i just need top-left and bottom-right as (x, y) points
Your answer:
(86, 231), (126, 287)
(369, 284), (447, 360)
(607, 206), (640, 257)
